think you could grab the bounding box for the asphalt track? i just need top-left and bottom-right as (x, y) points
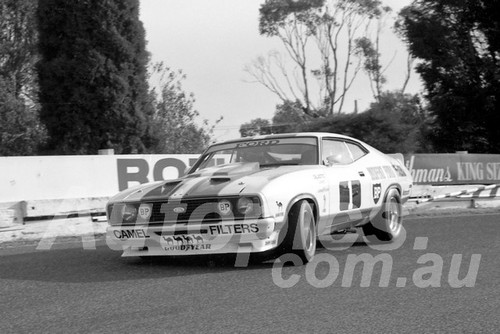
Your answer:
(1, 213), (499, 334)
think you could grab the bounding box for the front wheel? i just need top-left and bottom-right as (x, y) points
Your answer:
(362, 188), (402, 242)
(281, 200), (317, 263)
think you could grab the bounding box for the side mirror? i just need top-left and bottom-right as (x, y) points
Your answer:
(325, 155), (340, 166)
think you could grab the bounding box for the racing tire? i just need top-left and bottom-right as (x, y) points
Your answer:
(281, 200), (317, 264)
(362, 187), (402, 242)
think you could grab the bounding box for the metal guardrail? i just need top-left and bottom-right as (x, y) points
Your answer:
(415, 184), (500, 204)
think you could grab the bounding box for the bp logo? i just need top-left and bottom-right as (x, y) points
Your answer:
(373, 183), (382, 204)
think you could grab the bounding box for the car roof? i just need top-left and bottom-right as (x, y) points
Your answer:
(211, 132), (355, 146)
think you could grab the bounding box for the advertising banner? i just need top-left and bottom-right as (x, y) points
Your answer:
(0, 155), (201, 203)
(404, 154), (500, 185)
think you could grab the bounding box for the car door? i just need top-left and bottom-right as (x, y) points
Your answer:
(321, 138), (371, 230)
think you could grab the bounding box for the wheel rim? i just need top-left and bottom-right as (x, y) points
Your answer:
(302, 209), (316, 254)
(387, 196), (401, 235)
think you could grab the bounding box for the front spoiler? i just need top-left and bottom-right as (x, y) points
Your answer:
(106, 218), (280, 257)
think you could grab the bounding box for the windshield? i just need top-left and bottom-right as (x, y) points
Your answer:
(190, 137), (319, 173)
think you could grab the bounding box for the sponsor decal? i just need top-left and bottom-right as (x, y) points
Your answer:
(173, 206), (186, 214)
(113, 229), (150, 240)
(373, 183), (382, 204)
(162, 234), (211, 251)
(235, 140), (280, 148)
(317, 186), (329, 193)
(165, 244), (212, 251)
(217, 200), (232, 216)
(275, 201), (284, 217)
(208, 224), (259, 235)
(117, 158), (194, 191)
(138, 204), (152, 220)
(405, 155), (453, 184)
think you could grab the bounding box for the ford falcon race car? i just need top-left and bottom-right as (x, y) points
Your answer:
(106, 133), (412, 264)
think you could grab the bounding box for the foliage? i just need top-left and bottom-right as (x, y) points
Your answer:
(240, 92), (430, 153)
(302, 91), (430, 153)
(247, 0), (387, 116)
(355, 5), (393, 100)
(397, 0), (500, 153)
(37, 0), (154, 154)
(271, 100), (313, 133)
(0, 0), (46, 155)
(239, 100), (312, 137)
(0, 77), (46, 155)
(258, 0), (324, 36)
(0, 0), (38, 103)
(240, 118), (272, 138)
(150, 63), (221, 153)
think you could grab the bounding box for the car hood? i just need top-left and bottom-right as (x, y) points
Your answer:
(111, 162), (320, 202)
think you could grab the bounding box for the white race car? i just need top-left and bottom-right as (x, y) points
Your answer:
(106, 133), (412, 264)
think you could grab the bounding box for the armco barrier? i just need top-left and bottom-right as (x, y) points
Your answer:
(416, 184), (500, 204)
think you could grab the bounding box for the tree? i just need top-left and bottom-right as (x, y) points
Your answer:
(239, 118), (273, 137)
(271, 100), (312, 133)
(37, 0), (154, 154)
(355, 5), (397, 101)
(0, 0), (38, 103)
(150, 63), (220, 153)
(397, 0), (500, 153)
(303, 91), (429, 153)
(239, 100), (313, 137)
(0, 0), (46, 155)
(0, 78), (46, 155)
(245, 0), (386, 116)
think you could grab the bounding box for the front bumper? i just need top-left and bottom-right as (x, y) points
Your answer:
(106, 218), (280, 257)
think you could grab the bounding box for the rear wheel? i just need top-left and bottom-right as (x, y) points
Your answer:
(362, 188), (402, 242)
(281, 200), (317, 264)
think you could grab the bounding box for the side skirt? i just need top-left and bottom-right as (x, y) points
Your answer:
(319, 208), (373, 235)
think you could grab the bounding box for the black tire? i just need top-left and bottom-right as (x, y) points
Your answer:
(362, 187), (402, 242)
(280, 200), (317, 264)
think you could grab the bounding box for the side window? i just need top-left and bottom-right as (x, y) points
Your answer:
(345, 142), (367, 161)
(322, 139), (353, 165)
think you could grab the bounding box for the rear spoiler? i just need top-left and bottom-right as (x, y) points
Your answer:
(387, 153), (404, 165)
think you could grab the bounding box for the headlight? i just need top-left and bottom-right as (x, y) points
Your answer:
(107, 203), (139, 225)
(122, 204), (138, 223)
(237, 197), (255, 215)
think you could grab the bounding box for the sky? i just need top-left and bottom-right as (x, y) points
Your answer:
(139, 0), (420, 142)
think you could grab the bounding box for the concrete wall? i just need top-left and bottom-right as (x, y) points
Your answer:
(0, 155), (200, 203)
(0, 155), (200, 224)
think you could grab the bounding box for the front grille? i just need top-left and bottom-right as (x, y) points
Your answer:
(147, 197), (258, 224)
